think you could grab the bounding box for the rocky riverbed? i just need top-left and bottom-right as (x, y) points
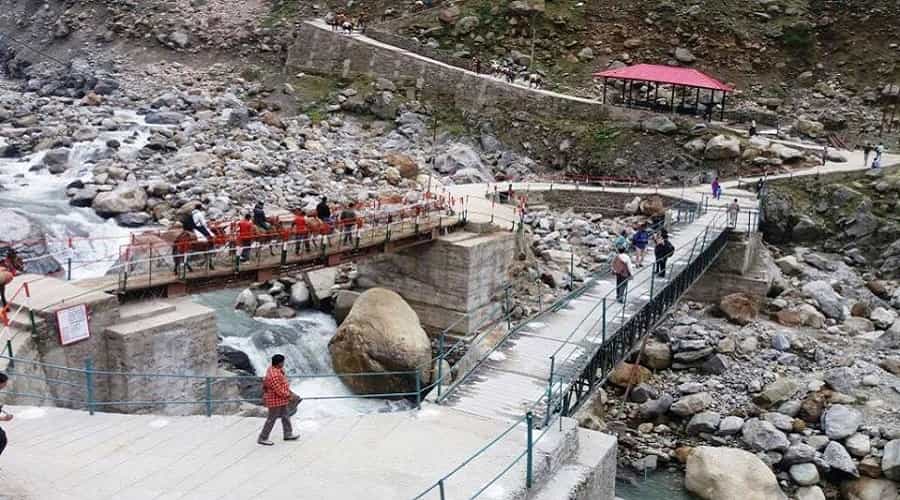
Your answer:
(582, 207), (900, 498)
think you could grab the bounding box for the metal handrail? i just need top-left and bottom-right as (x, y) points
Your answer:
(410, 201), (743, 499)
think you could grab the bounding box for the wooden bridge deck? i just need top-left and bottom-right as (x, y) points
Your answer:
(74, 213), (462, 296)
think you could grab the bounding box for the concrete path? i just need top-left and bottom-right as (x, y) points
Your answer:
(305, 20), (602, 106)
(440, 211), (726, 422)
(0, 404), (554, 500)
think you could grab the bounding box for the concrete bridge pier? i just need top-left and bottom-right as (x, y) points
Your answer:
(356, 229), (516, 339)
(685, 231), (775, 302)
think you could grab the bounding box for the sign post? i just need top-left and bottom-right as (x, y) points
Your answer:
(56, 304), (91, 346)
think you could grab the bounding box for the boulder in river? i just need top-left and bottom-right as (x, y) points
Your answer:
(685, 446), (787, 500)
(328, 288), (431, 395)
(92, 183), (148, 217)
(718, 293), (757, 325)
(0, 208), (61, 275)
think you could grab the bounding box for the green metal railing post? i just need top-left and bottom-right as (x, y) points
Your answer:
(649, 265), (655, 299)
(415, 368), (422, 410)
(66, 257), (72, 281)
(281, 242), (288, 266)
(438, 480), (446, 499)
(601, 298), (607, 342)
(526, 411), (534, 489)
(28, 310), (37, 337)
(5, 340), (13, 369)
(205, 377), (213, 417)
(545, 356), (555, 426)
(85, 358), (95, 416)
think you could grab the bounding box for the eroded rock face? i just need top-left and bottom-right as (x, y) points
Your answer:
(685, 446), (787, 500)
(328, 288), (431, 395)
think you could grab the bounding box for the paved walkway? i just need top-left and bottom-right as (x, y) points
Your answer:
(0, 404), (547, 500)
(440, 211), (726, 422)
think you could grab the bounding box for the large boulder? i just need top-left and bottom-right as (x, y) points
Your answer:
(795, 117), (825, 138)
(802, 280), (846, 320)
(821, 404), (862, 440)
(719, 293), (757, 325)
(328, 289), (431, 395)
(92, 183), (148, 217)
(685, 446), (787, 500)
(433, 143), (489, 179)
(760, 191), (796, 243)
(671, 392), (713, 417)
(704, 135), (741, 160)
(824, 441), (859, 477)
(609, 362), (651, 387)
(41, 147), (71, 173)
(882, 439), (900, 480)
(642, 115), (677, 134)
(841, 478), (899, 500)
(741, 418), (790, 452)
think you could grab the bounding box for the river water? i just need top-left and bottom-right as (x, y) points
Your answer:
(617, 469), (695, 500)
(0, 107), (397, 417)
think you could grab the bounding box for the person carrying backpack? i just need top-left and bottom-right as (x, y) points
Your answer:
(631, 224), (650, 267)
(611, 246), (635, 304)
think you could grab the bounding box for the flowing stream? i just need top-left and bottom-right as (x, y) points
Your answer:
(617, 469), (695, 500)
(195, 289), (411, 418)
(0, 107), (401, 417)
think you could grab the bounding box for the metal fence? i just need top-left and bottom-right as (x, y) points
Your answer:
(412, 204), (758, 498)
(0, 196), (759, 499)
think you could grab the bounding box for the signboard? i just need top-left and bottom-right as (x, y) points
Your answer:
(56, 304), (91, 346)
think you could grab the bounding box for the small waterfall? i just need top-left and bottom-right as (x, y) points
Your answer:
(196, 289), (412, 418)
(1, 106), (404, 417)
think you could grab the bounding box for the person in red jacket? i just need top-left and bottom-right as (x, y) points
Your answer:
(258, 354), (301, 446)
(236, 213), (254, 262)
(292, 209), (309, 255)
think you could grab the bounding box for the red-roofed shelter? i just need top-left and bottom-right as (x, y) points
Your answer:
(594, 64), (734, 120)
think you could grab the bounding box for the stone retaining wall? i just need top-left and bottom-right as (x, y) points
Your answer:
(287, 23), (639, 123)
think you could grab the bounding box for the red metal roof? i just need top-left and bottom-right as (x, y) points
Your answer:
(594, 64), (734, 92)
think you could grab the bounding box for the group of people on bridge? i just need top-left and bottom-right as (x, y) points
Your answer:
(162, 195), (445, 276)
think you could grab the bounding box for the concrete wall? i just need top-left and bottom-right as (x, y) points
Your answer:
(104, 301), (218, 415)
(286, 23), (639, 123)
(5, 276), (121, 409)
(4, 276), (219, 414)
(357, 230), (515, 336)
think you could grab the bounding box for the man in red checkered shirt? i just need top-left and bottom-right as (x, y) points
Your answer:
(258, 354), (301, 446)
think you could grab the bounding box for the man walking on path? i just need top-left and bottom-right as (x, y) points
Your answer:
(727, 199), (740, 228)
(0, 373), (13, 456)
(631, 224), (650, 267)
(612, 247), (635, 304)
(653, 230), (674, 278)
(821, 146), (828, 166)
(258, 355), (301, 446)
(864, 142), (872, 167)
